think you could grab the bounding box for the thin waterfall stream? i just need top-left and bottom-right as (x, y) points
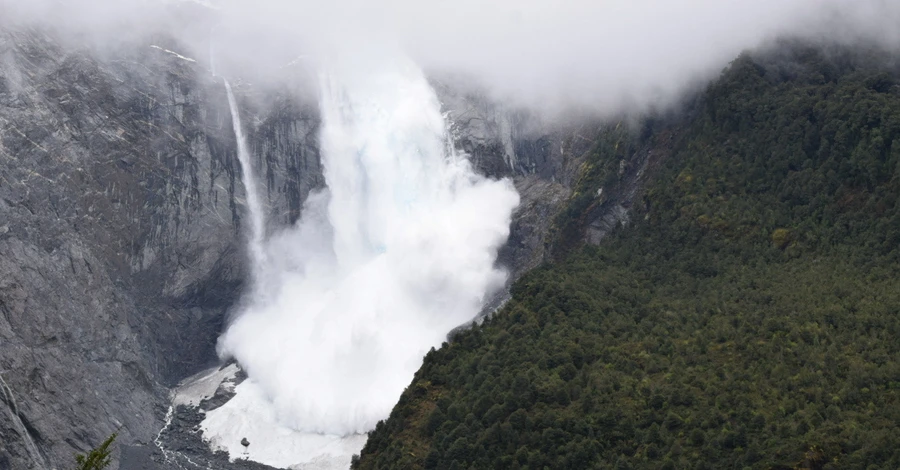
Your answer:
(224, 79), (267, 273)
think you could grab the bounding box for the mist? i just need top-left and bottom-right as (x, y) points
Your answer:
(5, 0), (899, 114)
(214, 49), (520, 436)
(211, 0), (900, 113)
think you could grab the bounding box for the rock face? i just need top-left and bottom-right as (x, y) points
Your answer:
(0, 26), (320, 469)
(0, 21), (611, 470)
(437, 81), (605, 281)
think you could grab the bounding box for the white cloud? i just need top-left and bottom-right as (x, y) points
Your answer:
(5, 0), (898, 113)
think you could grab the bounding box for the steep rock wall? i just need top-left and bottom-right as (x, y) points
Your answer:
(0, 27), (320, 469)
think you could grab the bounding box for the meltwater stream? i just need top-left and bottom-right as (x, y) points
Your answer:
(203, 57), (518, 468)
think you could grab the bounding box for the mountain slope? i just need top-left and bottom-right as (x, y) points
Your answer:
(355, 42), (900, 470)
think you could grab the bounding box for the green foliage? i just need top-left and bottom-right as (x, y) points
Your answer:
(75, 433), (116, 470)
(357, 43), (900, 469)
(552, 121), (646, 256)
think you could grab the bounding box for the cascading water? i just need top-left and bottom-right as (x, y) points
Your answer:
(224, 79), (267, 271)
(203, 55), (519, 468)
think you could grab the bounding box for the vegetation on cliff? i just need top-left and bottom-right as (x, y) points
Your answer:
(75, 433), (116, 470)
(355, 42), (900, 469)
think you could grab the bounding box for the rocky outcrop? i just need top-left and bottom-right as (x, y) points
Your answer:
(438, 83), (605, 280)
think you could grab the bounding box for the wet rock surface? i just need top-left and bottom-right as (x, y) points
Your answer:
(123, 407), (278, 470)
(122, 369), (278, 470)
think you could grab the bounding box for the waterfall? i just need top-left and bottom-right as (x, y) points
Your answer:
(204, 54), (517, 468)
(217, 55), (519, 437)
(224, 80), (266, 272)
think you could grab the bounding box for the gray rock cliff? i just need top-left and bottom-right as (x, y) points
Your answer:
(0, 26), (320, 469)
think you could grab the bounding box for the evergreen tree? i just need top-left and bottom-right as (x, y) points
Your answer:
(75, 433), (116, 470)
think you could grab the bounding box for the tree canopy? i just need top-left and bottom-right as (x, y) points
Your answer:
(75, 433), (116, 470)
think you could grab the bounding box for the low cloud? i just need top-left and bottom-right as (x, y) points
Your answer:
(4, 0), (898, 115)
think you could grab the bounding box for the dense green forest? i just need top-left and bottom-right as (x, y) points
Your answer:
(355, 42), (900, 469)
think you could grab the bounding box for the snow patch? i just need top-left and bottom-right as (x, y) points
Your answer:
(173, 363), (240, 407)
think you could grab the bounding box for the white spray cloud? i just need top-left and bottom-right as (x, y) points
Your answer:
(206, 0), (900, 113)
(216, 52), (519, 435)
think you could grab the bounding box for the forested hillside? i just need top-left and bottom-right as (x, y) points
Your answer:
(355, 42), (900, 469)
